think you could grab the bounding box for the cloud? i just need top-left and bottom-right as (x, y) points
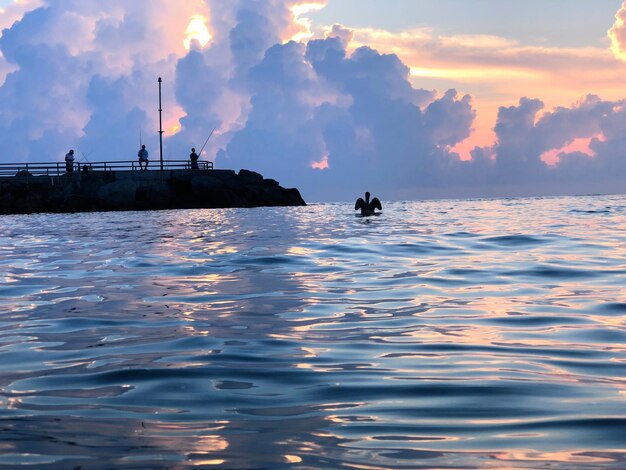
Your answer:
(465, 94), (626, 196)
(0, 0), (625, 201)
(609, 1), (626, 61)
(220, 32), (474, 200)
(349, 25), (619, 82)
(342, 20), (626, 160)
(0, 0), (209, 162)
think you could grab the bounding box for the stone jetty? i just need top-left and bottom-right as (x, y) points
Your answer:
(0, 169), (306, 215)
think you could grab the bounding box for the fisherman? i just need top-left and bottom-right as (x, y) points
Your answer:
(190, 147), (199, 169)
(138, 145), (149, 170)
(65, 149), (75, 174)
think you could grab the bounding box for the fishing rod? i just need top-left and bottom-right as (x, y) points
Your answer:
(199, 127), (217, 157)
(75, 150), (93, 171)
(69, 145), (90, 165)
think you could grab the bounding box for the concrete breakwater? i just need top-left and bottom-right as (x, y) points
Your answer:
(0, 169), (306, 215)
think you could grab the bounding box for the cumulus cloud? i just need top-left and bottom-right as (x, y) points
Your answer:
(465, 94), (626, 197)
(345, 19), (626, 159)
(609, 1), (626, 61)
(217, 30), (475, 200)
(0, 0), (473, 199)
(0, 0), (206, 162)
(0, 0), (625, 201)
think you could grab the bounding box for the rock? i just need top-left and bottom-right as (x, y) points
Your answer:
(238, 169), (263, 182)
(263, 179), (279, 188)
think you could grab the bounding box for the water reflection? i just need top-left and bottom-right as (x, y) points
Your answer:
(0, 196), (625, 468)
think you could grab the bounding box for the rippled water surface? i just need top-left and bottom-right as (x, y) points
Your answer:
(1, 196), (626, 468)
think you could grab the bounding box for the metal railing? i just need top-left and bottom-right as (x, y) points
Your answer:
(0, 160), (213, 177)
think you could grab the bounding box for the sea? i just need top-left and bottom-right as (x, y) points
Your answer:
(0, 195), (625, 469)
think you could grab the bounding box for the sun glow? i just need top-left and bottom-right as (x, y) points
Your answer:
(290, 2), (326, 42)
(184, 14), (212, 50)
(410, 67), (542, 82)
(164, 105), (186, 138)
(609, 5), (626, 61)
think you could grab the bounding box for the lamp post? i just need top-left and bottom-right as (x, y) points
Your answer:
(158, 77), (164, 171)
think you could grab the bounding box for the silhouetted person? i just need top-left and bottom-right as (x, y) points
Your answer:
(190, 147), (199, 169)
(65, 149), (75, 174)
(138, 145), (149, 170)
(355, 192), (382, 216)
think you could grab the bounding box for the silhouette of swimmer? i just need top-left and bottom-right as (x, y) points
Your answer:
(355, 192), (382, 216)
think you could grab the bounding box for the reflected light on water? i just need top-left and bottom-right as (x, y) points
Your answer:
(0, 198), (625, 467)
(284, 454), (302, 463)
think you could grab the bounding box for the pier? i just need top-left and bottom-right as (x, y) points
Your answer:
(0, 159), (213, 177)
(0, 160), (305, 214)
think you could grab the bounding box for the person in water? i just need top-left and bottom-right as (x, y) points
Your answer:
(190, 148), (199, 170)
(65, 149), (75, 174)
(355, 192), (382, 216)
(138, 145), (149, 170)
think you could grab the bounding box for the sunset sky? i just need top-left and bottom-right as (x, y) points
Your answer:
(1, 0), (626, 201)
(311, 1), (626, 157)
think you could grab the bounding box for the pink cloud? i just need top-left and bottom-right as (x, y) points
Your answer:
(540, 133), (605, 166)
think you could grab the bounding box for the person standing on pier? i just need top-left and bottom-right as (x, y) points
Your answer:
(190, 148), (199, 169)
(65, 149), (75, 174)
(138, 145), (149, 170)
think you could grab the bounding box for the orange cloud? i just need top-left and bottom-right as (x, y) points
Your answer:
(609, 1), (626, 61)
(311, 155), (329, 170)
(286, 1), (327, 43)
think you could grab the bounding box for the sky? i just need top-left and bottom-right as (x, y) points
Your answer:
(1, 0), (626, 202)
